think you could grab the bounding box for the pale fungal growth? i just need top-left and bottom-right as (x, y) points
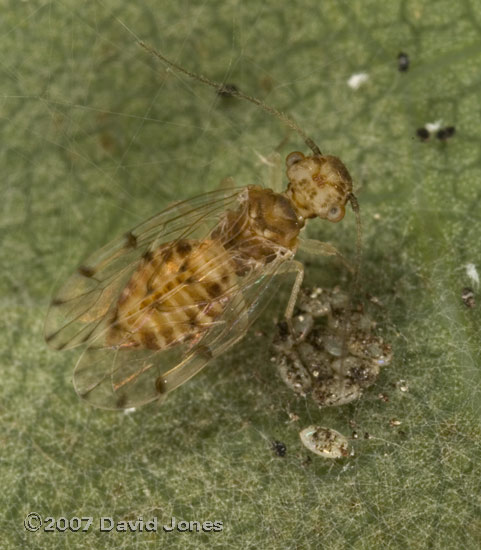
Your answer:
(347, 72), (369, 90)
(465, 263), (479, 290)
(425, 119), (443, 133)
(299, 426), (349, 459)
(271, 286), (393, 408)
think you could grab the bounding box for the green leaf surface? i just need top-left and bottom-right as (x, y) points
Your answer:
(1, 1), (480, 548)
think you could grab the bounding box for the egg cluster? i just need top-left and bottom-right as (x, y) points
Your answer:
(271, 286), (392, 408)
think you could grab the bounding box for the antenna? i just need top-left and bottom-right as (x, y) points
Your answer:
(139, 41), (322, 156)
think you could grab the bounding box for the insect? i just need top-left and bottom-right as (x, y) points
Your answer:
(45, 42), (361, 410)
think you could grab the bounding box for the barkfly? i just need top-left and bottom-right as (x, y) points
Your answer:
(44, 42), (362, 410)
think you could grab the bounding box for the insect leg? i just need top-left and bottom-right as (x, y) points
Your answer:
(275, 260), (305, 321)
(298, 238), (354, 273)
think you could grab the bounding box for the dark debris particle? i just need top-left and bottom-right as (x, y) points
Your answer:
(416, 127), (430, 141)
(116, 394), (128, 409)
(217, 83), (239, 98)
(78, 265), (95, 278)
(397, 52), (410, 72)
(301, 455), (312, 467)
(436, 126), (456, 141)
(461, 287), (475, 308)
(155, 376), (167, 394)
(277, 320), (289, 340)
(124, 231), (137, 249)
(272, 440), (287, 457)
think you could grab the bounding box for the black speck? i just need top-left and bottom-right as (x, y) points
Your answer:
(272, 440), (287, 457)
(397, 52), (410, 72)
(436, 126), (456, 141)
(416, 127), (430, 141)
(277, 320), (289, 340)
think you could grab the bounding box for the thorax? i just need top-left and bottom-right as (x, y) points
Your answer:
(212, 185), (302, 272)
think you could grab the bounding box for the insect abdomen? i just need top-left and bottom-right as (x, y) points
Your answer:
(108, 239), (237, 350)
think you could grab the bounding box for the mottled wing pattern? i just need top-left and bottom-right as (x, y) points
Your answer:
(45, 188), (243, 351)
(73, 253), (297, 410)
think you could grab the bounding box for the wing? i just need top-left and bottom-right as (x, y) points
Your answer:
(72, 251), (298, 410)
(45, 188), (244, 351)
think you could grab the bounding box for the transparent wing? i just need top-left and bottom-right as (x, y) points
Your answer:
(73, 250), (297, 410)
(45, 188), (244, 351)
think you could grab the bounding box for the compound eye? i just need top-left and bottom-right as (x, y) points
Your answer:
(327, 204), (345, 222)
(286, 151), (305, 168)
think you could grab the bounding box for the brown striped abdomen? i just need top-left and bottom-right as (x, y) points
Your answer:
(107, 238), (237, 350)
